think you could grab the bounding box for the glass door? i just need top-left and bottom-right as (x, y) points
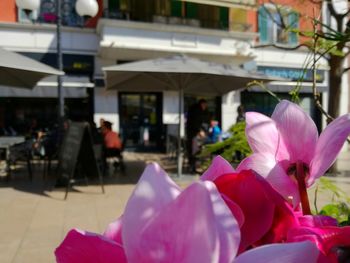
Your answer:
(119, 93), (163, 151)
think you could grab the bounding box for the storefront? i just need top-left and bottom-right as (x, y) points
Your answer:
(242, 65), (327, 131)
(0, 53), (95, 136)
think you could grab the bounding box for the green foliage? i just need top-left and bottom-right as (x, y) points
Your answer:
(317, 177), (350, 202)
(314, 177), (350, 225)
(320, 203), (350, 226)
(317, 39), (345, 57)
(200, 122), (252, 166)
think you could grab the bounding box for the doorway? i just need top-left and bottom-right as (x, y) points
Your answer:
(119, 92), (163, 151)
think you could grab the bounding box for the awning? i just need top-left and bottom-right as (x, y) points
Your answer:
(0, 47), (64, 89)
(37, 75), (94, 88)
(180, 0), (256, 9)
(0, 76), (92, 98)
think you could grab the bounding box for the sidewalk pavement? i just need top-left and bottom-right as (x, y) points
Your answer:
(0, 151), (350, 263)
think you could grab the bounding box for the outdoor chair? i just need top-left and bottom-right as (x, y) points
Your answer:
(7, 140), (33, 181)
(103, 146), (125, 175)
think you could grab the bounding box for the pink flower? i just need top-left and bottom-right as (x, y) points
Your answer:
(237, 100), (350, 209)
(213, 169), (299, 252)
(55, 163), (321, 263)
(287, 226), (350, 262)
(56, 163), (240, 263)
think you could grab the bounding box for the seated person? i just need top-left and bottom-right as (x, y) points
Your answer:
(102, 121), (124, 170)
(32, 130), (46, 157)
(208, 120), (222, 143)
(191, 129), (207, 173)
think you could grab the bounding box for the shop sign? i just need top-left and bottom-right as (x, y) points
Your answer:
(257, 66), (325, 83)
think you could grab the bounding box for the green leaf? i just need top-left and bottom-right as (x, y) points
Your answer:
(320, 202), (350, 224)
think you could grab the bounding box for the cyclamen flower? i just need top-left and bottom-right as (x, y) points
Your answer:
(55, 163), (321, 263)
(201, 157), (299, 251)
(287, 226), (350, 262)
(237, 100), (350, 211)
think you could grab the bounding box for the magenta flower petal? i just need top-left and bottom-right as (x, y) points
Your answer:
(55, 229), (127, 263)
(272, 100), (318, 164)
(309, 114), (350, 184)
(245, 112), (282, 157)
(129, 181), (240, 263)
(201, 155), (235, 181)
(234, 241), (320, 263)
(103, 216), (123, 244)
(215, 170), (299, 250)
(122, 163), (181, 260)
(298, 215), (338, 228)
(288, 226), (350, 260)
(221, 194), (245, 228)
(237, 153), (300, 206)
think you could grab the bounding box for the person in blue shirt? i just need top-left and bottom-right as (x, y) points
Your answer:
(208, 120), (222, 143)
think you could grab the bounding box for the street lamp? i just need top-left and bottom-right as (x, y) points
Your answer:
(15, 0), (40, 13)
(16, 0), (99, 120)
(76, 0), (99, 18)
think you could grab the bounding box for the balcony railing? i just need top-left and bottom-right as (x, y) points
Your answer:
(102, 9), (252, 32)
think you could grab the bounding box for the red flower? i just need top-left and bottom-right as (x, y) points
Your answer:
(214, 169), (299, 252)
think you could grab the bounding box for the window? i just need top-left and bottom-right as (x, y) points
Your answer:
(18, 9), (38, 23)
(258, 5), (299, 45)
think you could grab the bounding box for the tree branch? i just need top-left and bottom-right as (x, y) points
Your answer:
(253, 43), (309, 50)
(326, 0), (344, 32)
(342, 67), (350, 74)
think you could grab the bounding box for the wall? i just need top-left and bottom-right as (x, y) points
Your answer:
(222, 91), (241, 132)
(94, 89), (119, 132)
(256, 0), (322, 43)
(0, 0), (17, 22)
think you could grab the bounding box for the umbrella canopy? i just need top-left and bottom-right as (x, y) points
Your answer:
(0, 47), (64, 89)
(103, 54), (280, 95)
(103, 54), (283, 176)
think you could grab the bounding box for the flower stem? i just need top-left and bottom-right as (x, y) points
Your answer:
(296, 161), (311, 215)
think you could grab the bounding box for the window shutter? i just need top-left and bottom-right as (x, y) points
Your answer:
(219, 7), (229, 30)
(171, 0), (182, 17)
(185, 2), (197, 19)
(258, 6), (268, 43)
(108, 0), (120, 12)
(288, 11), (299, 45)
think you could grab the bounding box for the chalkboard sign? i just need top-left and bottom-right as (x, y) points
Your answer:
(57, 121), (104, 199)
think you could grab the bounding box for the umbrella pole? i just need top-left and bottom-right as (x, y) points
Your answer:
(177, 88), (184, 177)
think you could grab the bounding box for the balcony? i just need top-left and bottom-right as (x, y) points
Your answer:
(97, 18), (257, 66)
(101, 9), (252, 33)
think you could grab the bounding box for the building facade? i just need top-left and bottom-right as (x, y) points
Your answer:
(0, 0), (345, 150)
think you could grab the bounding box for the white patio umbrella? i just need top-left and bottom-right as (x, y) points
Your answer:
(0, 47), (64, 89)
(103, 54), (283, 177)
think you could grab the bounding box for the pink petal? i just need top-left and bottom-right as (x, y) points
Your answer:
(214, 170), (298, 250)
(122, 163), (181, 260)
(298, 215), (338, 228)
(237, 153), (300, 207)
(245, 112), (284, 158)
(309, 114), (350, 184)
(55, 229), (127, 263)
(201, 155), (235, 181)
(234, 241), (320, 263)
(103, 216), (123, 244)
(221, 194), (245, 228)
(272, 100), (318, 164)
(214, 170), (275, 251)
(288, 226), (350, 257)
(129, 181), (240, 263)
